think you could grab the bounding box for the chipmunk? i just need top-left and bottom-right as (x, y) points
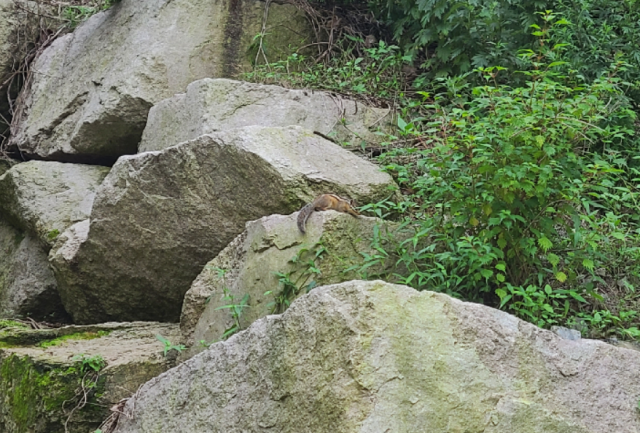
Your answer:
(297, 194), (360, 234)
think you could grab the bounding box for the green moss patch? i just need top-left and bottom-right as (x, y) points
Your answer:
(0, 320), (28, 330)
(0, 354), (106, 432)
(0, 327), (112, 348)
(37, 330), (110, 348)
(46, 229), (61, 241)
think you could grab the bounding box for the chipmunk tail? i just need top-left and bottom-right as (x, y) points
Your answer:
(297, 204), (313, 234)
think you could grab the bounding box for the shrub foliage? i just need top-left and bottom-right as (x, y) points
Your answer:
(365, 16), (640, 334)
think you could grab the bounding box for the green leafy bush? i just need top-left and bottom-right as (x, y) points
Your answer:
(553, 0), (640, 102)
(370, 0), (640, 100)
(368, 0), (543, 76)
(367, 22), (640, 330)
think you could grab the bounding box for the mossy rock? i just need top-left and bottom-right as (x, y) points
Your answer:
(0, 354), (106, 433)
(0, 322), (180, 433)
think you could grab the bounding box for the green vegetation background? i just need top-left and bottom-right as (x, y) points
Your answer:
(248, 1), (640, 341)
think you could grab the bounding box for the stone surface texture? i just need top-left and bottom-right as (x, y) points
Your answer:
(0, 159), (11, 177)
(112, 280), (640, 433)
(8, 0), (310, 162)
(182, 212), (403, 357)
(0, 161), (109, 247)
(49, 126), (397, 324)
(0, 220), (64, 320)
(0, 1), (55, 78)
(0, 0), (13, 78)
(0, 0), (58, 139)
(0, 321), (180, 433)
(139, 78), (393, 152)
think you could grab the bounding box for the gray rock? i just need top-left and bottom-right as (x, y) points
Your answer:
(551, 326), (581, 341)
(49, 126), (398, 324)
(0, 1), (58, 130)
(139, 78), (393, 152)
(0, 0), (57, 78)
(182, 211), (405, 357)
(0, 159), (12, 177)
(0, 0), (13, 79)
(8, 0), (311, 162)
(0, 0), (23, 127)
(0, 160), (109, 247)
(0, 321), (180, 433)
(112, 280), (640, 433)
(604, 337), (640, 353)
(0, 220), (65, 320)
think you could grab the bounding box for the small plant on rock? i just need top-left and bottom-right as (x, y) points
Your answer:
(155, 335), (185, 357)
(215, 288), (250, 340)
(71, 353), (106, 373)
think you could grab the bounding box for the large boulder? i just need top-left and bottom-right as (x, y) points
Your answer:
(0, 161), (109, 247)
(111, 280), (640, 433)
(0, 220), (65, 321)
(0, 321), (180, 433)
(8, 0), (311, 163)
(181, 211), (404, 356)
(139, 78), (394, 152)
(49, 126), (398, 324)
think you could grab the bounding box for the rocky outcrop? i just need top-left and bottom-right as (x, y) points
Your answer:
(0, 161), (107, 320)
(0, 221), (64, 321)
(8, 0), (311, 163)
(113, 280), (640, 433)
(181, 211), (404, 356)
(49, 126), (398, 324)
(139, 78), (393, 152)
(0, 321), (180, 433)
(0, 161), (109, 247)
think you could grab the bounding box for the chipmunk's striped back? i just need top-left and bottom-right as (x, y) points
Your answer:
(297, 194), (360, 234)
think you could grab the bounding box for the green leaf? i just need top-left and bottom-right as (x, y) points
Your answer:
(612, 232), (626, 240)
(555, 272), (567, 283)
(569, 291), (587, 303)
(538, 237), (553, 252)
(397, 116), (407, 131)
(582, 259), (594, 271)
(480, 269), (493, 280)
(547, 253), (560, 268)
